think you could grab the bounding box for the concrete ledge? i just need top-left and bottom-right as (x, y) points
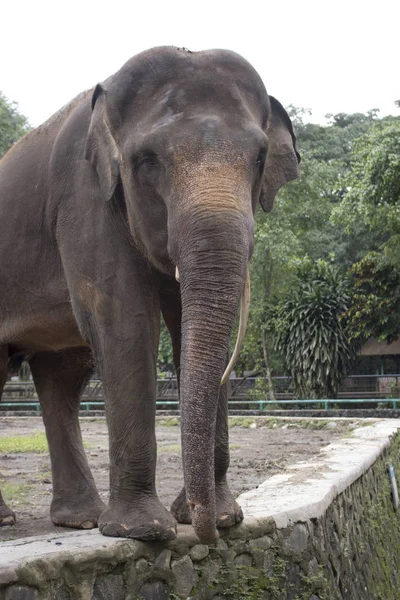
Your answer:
(1, 419), (400, 599)
(238, 419), (400, 528)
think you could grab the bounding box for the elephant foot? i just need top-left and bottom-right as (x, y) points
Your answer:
(0, 500), (16, 527)
(171, 488), (192, 524)
(98, 497), (177, 541)
(215, 479), (244, 527)
(51, 492), (105, 529)
(171, 481), (244, 528)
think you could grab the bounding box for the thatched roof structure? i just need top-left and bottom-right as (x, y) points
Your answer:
(361, 338), (400, 356)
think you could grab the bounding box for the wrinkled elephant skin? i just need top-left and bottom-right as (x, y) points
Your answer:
(0, 47), (300, 542)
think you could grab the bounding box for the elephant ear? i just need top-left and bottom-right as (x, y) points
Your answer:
(84, 83), (120, 201)
(259, 96), (301, 212)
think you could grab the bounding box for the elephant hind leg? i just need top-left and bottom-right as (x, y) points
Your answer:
(0, 346), (16, 526)
(29, 348), (105, 529)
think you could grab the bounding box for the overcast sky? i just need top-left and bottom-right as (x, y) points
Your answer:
(1, 0), (399, 127)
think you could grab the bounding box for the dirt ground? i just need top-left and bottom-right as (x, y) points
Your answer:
(0, 416), (363, 542)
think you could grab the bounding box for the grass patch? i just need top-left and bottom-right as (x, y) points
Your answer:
(36, 470), (52, 483)
(341, 431), (357, 439)
(0, 433), (91, 453)
(292, 418), (359, 431)
(0, 432), (49, 453)
(157, 417), (180, 427)
(228, 417), (256, 428)
(229, 444), (241, 450)
(228, 416), (357, 431)
(2, 483), (33, 505)
(295, 419), (330, 430)
(268, 418), (331, 430)
(158, 444), (181, 453)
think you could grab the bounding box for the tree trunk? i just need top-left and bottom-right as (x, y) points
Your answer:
(262, 330), (276, 401)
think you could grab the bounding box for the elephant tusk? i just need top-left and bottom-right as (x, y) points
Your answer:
(221, 268), (250, 385)
(175, 266), (180, 282)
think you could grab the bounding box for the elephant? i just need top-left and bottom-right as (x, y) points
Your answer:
(0, 46), (300, 543)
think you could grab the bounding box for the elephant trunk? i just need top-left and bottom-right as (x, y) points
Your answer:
(176, 208), (250, 543)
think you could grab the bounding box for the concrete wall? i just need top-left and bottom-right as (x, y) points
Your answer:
(1, 420), (400, 599)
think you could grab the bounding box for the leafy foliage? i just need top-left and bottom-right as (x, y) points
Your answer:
(270, 260), (357, 398)
(231, 109), (400, 385)
(0, 92), (30, 158)
(332, 118), (400, 263)
(294, 108), (379, 164)
(157, 320), (174, 375)
(237, 109), (387, 380)
(345, 252), (400, 344)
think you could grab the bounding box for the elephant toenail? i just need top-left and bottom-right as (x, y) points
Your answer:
(1, 516), (16, 526)
(81, 520), (95, 529)
(219, 514), (232, 524)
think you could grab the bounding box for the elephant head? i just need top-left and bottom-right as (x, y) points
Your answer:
(84, 47), (300, 543)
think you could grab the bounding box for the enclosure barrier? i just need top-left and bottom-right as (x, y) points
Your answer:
(1, 397), (400, 415)
(2, 374), (400, 403)
(2, 420), (400, 598)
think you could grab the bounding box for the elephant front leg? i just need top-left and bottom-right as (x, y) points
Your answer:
(84, 299), (177, 541)
(98, 357), (177, 540)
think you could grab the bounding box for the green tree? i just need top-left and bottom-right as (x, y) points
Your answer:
(292, 107), (379, 164)
(345, 252), (400, 345)
(270, 260), (356, 398)
(281, 108), (387, 270)
(236, 200), (302, 396)
(237, 108), (382, 381)
(332, 118), (400, 263)
(157, 320), (174, 375)
(0, 92), (30, 158)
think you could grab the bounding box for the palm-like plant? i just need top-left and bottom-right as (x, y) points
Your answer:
(271, 260), (356, 399)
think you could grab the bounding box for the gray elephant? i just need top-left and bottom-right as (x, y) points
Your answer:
(0, 47), (299, 543)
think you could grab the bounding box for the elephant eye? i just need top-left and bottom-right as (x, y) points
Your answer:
(136, 153), (159, 170)
(135, 153), (161, 184)
(255, 148), (266, 168)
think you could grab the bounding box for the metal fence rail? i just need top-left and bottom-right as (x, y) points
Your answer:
(2, 375), (400, 412)
(1, 397), (400, 415)
(3, 375), (400, 399)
